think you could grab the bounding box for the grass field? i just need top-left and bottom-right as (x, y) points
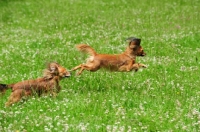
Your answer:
(0, 0), (200, 131)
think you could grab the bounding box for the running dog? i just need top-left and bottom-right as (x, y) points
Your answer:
(72, 37), (147, 75)
(0, 62), (71, 106)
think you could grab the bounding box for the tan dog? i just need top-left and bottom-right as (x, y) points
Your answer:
(72, 37), (147, 75)
(0, 62), (71, 106)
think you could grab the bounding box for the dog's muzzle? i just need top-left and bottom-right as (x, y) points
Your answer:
(64, 74), (71, 78)
(141, 53), (146, 56)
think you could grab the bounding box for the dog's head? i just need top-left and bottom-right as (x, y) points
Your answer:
(136, 45), (146, 56)
(44, 62), (71, 79)
(126, 37), (146, 56)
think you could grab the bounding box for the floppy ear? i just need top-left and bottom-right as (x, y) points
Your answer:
(48, 63), (59, 73)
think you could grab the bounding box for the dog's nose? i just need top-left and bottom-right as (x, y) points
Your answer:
(64, 72), (71, 78)
(142, 52), (146, 56)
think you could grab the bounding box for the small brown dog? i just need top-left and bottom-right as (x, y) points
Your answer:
(72, 37), (147, 75)
(0, 62), (71, 106)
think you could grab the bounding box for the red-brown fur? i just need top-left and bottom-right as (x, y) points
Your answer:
(0, 62), (70, 106)
(72, 38), (147, 75)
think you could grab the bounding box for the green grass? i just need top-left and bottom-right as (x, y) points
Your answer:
(0, 0), (200, 131)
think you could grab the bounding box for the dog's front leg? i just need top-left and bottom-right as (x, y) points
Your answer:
(118, 65), (131, 72)
(131, 63), (147, 71)
(51, 92), (57, 97)
(118, 60), (134, 72)
(48, 89), (58, 97)
(76, 63), (100, 75)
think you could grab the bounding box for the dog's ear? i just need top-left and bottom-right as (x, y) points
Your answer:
(48, 63), (59, 73)
(43, 63), (59, 79)
(129, 39), (141, 49)
(129, 41), (137, 49)
(136, 39), (141, 45)
(132, 39), (141, 46)
(127, 37), (141, 48)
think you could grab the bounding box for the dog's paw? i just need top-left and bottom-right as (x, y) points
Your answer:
(76, 72), (81, 76)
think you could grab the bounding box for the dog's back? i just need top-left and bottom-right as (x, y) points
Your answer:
(10, 78), (52, 91)
(94, 53), (130, 66)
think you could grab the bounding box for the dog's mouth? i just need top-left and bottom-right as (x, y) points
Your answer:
(138, 53), (146, 56)
(65, 75), (71, 78)
(63, 74), (71, 78)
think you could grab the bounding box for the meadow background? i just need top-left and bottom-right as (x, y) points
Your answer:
(0, 0), (200, 131)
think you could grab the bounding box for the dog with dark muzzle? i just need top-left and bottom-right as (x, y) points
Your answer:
(72, 37), (147, 75)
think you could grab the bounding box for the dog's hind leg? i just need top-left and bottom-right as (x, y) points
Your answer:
(71, 64), (82, 71)
(5, 92), (22, 107)
(118, 60), (135, 72)
(76, 64), (91, 75)
(76, 63), (100, 75)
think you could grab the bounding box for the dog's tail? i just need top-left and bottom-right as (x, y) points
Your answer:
(0, 84), (9, 94)
(76, 44), (97, 56)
